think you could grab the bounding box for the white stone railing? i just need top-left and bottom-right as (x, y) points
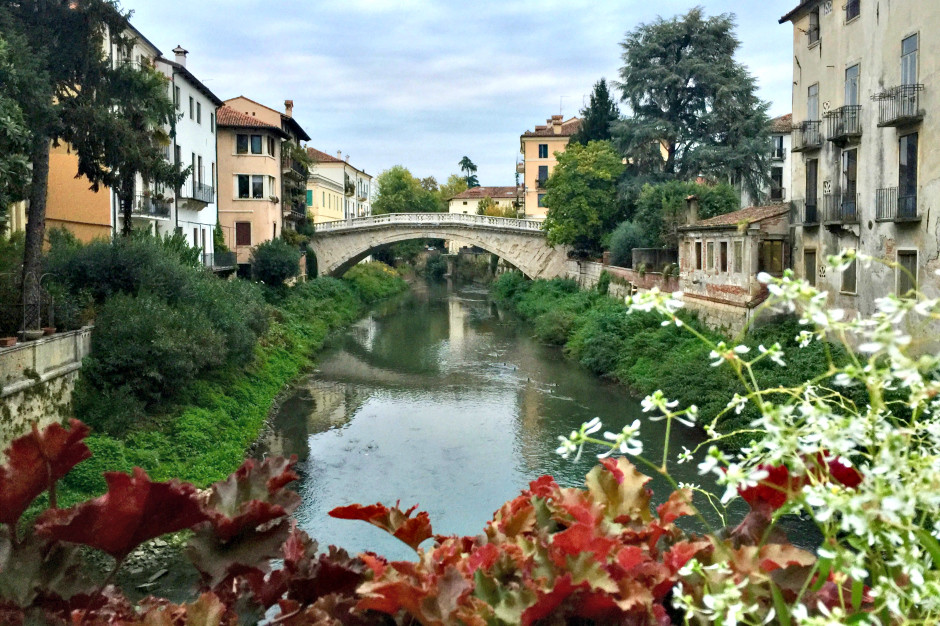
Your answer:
(313, 213), (545, 234)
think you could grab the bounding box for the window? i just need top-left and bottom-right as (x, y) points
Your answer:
(211, 163), (215, 189)
(267, 137), (276, 156)
(706, 242), (715, 270)
(808, 7), (820, 45)
(322, 192), (325, 206)
(733, 241), (743, 274)
(772, 135), (784, 158)
(237, 175), (250, 198)
(268, 176), (276, 198)
(191, 153), (196, 187)
(719, 242), (728, 273)
(897, 250), (917, 296)
(684, 242), (692, 269)
(235, 222), (251, 246)
(196, 102), (202, 124)
(174, 145), (181, 166)
(808, 83), (819, 120)
(759, 241), (785, 276)
(845, 64), (860, 106)
(842, 250), (857, 293)
(252, 175), (264, 199)
(537, 194), (546, 208)
(236, 135), (249, 154)
(902, 34), (918, 86)
(899, 133), (918, 217)
(842, 149), (858, 217)
(538, 144), (548, 159)
(804, 250), (817, 286)
(174, 86), (181, 110)
(210, 113), (215, 133)
(537, 165), (548, 185)
(193, 228), (199, 248)
(695, 241), (702, 270)
(197, 156), (203, 184)
(771, 167), (784, 200)
(806, 158), (819, 215)
(189, 96), (194, 119)
(306, 190), (313, 207)
(846, 0), (860, 21)
(251, 135), (263, 155)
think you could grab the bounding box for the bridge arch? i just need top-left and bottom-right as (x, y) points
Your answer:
(308, 214), (570, 280)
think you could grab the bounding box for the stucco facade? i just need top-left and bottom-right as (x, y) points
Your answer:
(304, 148), (372, 224)
(782, 0), (940, 323)
(741, 114), (794, 209)
(519, 116), (581, 220)
(216, 106), (289, 264)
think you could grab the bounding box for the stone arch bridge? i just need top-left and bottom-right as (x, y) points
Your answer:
(308, 213), (570, 279)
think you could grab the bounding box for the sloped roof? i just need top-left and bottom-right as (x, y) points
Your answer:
(216, 106), (289, 138)
(306, 147), (345, 163)
(681, 204), (790, 231)
(451, 186), (521, 201)
(780, 0), (817, 23)
(223, 96), (311, 142)
(522, 117), (582, 138)
(771, 113), (793, 133)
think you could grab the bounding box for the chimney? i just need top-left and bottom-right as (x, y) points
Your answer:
(686, 195), (700, 225)
(336, 150), (342, 159)
(172, 45), (188, 67)
(284, 100), (294, 118)
(551, 115), (563, 135)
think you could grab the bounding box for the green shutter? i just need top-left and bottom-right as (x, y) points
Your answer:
(306, 190), (313, 206)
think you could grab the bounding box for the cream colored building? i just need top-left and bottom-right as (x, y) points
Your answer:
(782, 0), (939, 322)
(216, 106), (289, 264)
(304, 149), (372, 224)
(519, 115), (581, 219)
(447, 186), (521, 215)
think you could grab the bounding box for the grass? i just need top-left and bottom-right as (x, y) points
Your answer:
(57, 264), (408, 505)
(491, 272), (849, 449)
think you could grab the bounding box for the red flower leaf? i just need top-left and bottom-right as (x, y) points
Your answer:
(664, 540), (709, 574)
(36, 467), (206, 560)
(329, 501), (432, 551)
(585, 457), (653, 523)
(0, 420), (91, 526)
(737, 464), (796, 511)
(819, 453), (863, 488)
(657, 488), (694, 526)
(551, 523), (618, 566)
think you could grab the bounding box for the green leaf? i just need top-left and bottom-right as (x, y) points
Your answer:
(915, 528), (940, 567)
(770, 583), (791, 626)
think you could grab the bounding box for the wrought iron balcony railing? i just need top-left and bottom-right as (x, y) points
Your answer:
(203, 251), (237, 270)
(791, 121), (822, 152)
(875, 84), (925, 127)
(794, 199), (819, 226)
(822, 192), (859, 225)
(825, 105), (863, 143)
(536, 178), (547, 189)
(769, 186), (786, 202)
(876, 186), (920, 222)
(133, 195), (171, 219)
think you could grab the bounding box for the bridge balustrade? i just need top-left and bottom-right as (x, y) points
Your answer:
(313, 213), (544, 234)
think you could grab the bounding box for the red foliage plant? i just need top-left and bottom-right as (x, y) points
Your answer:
(0, 421), (866, 625)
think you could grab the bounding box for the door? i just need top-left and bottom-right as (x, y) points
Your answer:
(804, 250), (817, 286)
(842, 150), (857, 220)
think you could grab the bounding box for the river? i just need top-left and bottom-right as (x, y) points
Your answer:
(255, 281), (747, 562)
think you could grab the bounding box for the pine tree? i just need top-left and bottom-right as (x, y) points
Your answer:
(570, 79), (619, 145)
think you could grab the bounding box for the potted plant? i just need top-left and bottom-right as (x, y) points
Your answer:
(42, 326), (56, 336)
(0, 337), (16, 347)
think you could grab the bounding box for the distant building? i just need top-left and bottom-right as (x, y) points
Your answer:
(678, 202), (791, 334)
(519, 116), (581, 219)
(740, 114), (793, 208)
(781, 0), (939, 320)
(223, 97), (311, 235)
(305, 149), (372, 223)
(447, 186), (521, 215)
(215, 105), (290, 264)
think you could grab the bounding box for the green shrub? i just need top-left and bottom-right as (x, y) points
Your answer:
(251, 239), (301, 286)
(424, 254), (447, 281)
(491, 271), (530, 304)
(343, 262), (407, 303)
(597, 270), (611, 295)
(534, 309), (578, 346)
(607, 220), (647, 267)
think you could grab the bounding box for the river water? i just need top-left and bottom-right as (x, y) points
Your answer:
(254, 282), (753, 561)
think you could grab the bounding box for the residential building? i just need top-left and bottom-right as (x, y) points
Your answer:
(678, 203), (791, 334)
(519, 115), (581, 219)
(781, 0), (939, 323)
(3, 202), (26, 238)
(155, 46), (224, 268)
(45, 23), (164, 242)
(447, 186), (521, 215)
(740, 114), (793, 208)
(223, 97), (311, 233)
(304, 149), (372, 223)
(215, 106), (290, 264)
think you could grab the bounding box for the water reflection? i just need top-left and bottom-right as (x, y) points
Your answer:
(257, 283), (814, 561)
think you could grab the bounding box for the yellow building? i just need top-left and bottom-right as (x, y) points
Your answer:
(519, 115), (581, 219)
(304, 148), (372, 224)
(447, 186), (521, 215)
(215, 106), (290, 264)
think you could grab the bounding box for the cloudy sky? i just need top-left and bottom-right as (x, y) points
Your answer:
(127, 1), (797, 187)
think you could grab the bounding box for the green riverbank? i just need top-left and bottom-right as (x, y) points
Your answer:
(491, 272), (849, 445)
(57, 263), (408, 507)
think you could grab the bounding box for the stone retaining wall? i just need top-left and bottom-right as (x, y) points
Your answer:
(0, 327), (92, 446)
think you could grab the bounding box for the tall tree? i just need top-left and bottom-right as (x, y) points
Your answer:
(542, 141), (625, 255)
(437, 174), (468, 205)
(0, 32), (34, 225)
(458, 156), (478, 188)
(419, 176), (439, 193)
(613, 7), (771, 200)
(570, 79), (620, 145)
(372, 165), (441, 214)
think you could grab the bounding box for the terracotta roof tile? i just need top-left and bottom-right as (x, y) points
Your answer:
(522, 117), (582, 138)
(684, 204), (790, 230)
(451, 186), (521, 201)
(771, 113), (793, 133)
(306, 147), (345, 163)
(216, 106), (289, 138)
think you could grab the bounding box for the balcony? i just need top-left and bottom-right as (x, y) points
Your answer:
(791, 121), (822, 152)
(516, 162), (525, 174)
(822, 192), (859, 226)
(825, 105), (863, 144)
(876, 84), (924, 127)
(794, 199), (819, 226)
(177, 181), (214, 205)
(203, 251), (237, 271)
(282, 157), (306, 179)
(535, 178), (547, 189)
(769, 186), (786, 202)
(133, 195), (171, 219)
(876, 186), (920, 222)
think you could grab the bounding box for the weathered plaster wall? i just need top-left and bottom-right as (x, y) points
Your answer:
(0, 327), (92, 447)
